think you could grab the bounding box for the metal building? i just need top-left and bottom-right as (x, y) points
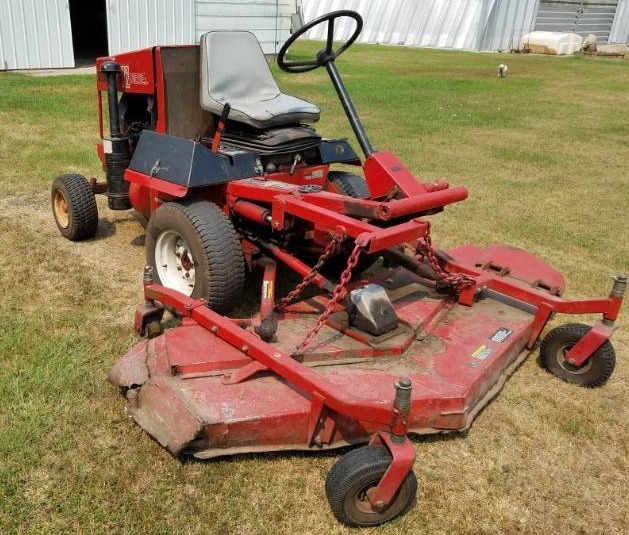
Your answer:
(3, 1), (629, 70)
(301, 0), (629, 52)
(0, 0), (297, 70)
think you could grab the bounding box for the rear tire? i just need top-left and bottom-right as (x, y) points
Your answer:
(325, 445), (417, 527)
(539, 323), (615, 387)
(51, 173), (98, 241)
(145, 200), (245, 314)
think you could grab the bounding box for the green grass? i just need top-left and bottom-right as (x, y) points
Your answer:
(1, 43), (628, 534)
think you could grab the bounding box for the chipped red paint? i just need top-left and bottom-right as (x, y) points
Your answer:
(111, 265), (529, 457)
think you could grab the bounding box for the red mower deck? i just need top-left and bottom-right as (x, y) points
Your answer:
(112, 243), (625, 458)
(113, 265), (536, 458)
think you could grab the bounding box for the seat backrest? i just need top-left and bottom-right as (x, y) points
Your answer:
(200, 31), (280, 114)
(200, 31), (320, 128)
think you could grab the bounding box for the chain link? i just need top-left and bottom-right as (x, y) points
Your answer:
(414, 222), (473, 292)
(293, 243), (362, 356)
(275, 235), (342, 313)
(283, 222), (470, 355)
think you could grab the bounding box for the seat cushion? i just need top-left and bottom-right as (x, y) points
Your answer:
(200, 31), (320, 129)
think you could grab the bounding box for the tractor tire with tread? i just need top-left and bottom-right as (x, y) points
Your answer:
(51, 173), (99, 241)
(327, 170), (371, 199)
(539, 323), (615, 387)
(146, 200), (245, 315)
(324, 171), (376, 276)
(325, 445), (418, 527)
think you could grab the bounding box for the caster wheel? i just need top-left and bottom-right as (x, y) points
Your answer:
(540, 323), (615, 387)
(325, 445), (417, 527)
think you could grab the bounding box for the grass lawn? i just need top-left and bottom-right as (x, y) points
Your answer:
(1, 42), (628, 534)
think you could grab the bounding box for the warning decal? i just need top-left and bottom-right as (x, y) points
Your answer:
(489, 327), (513, 343)
(262, 281), (273, 299)
(472, 345), (493, 361)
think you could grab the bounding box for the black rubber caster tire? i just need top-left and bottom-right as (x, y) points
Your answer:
(146, 200), (245, 315)
(51, 173), (98, 241)
(325, 445), (417, 527)
(540, 323), (615, 387)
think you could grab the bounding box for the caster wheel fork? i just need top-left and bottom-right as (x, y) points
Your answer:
(325, 433), (417, 527)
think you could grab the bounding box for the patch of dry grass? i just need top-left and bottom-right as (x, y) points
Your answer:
(1, 44), (628, 534)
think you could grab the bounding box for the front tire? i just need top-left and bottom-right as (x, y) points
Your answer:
(324, 171), (376, 276)
(539, 323), (615, 387)
(51, 173), (98, 241)
(327, 170), (370, 199)
(325, 445), (418, 527)
(145, 200), (245, 314)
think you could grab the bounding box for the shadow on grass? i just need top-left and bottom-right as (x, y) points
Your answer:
(90, 210), (148, 243)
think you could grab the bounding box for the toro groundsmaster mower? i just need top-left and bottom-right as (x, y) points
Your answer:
(51, 11), (625, 527)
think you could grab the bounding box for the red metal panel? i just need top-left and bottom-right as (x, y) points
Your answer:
(165, 325), (253, 376)
(128, 182), (151, 220)
(444, 244), (619, 321)
(363, 151), (429, 198)
(132, 378), (203, 454)
(563, 322), (614, 367)
(121, 268), (539, 457)
(96, 49), (156, 93)
(366, 434), (416, 509)
(447, 243), (566, 294)
(124, 168), (188, 198)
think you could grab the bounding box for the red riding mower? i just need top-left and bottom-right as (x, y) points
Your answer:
(51, 11), (625, 527)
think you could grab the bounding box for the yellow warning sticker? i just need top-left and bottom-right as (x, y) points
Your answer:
(262, 281), (273, 300)
(472, 345), (493, 361)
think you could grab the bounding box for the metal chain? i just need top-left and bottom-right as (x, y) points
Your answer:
(275, 235), (342, 313)
(293, 243), (362, 356)
(415, 222), (473, 292)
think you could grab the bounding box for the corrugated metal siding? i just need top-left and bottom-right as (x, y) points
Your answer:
(481, 0), (539, 51)
(609, 0), (629, 42)
(106, 1), (295, 57)
(106, 0), (195, 55)
(301, 0), (539, 51)
(0, 0), (74, 70)
(302, 0), (485, 49)
(535, 1), (619, 42)
(195, 0), (295, 54)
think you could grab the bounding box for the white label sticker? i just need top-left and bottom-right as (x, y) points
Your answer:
(103, 139), (113, 154)
(490, 327), (513, 343)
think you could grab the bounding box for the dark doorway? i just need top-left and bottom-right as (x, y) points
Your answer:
(69, 0), (108, 66)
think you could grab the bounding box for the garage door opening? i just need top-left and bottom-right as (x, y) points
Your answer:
(69, 0), (108, 66)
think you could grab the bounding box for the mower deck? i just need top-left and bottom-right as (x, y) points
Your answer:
(112, 264), (537, 459)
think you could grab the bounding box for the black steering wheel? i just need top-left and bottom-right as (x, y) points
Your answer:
(277, 10), (363, 73)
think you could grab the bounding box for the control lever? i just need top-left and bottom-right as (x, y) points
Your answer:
(211, 102), (231, 153)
